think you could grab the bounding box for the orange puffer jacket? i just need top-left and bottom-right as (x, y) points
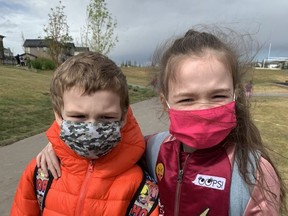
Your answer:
(10, 108), (159, 216)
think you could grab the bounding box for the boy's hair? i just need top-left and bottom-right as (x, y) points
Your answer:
(153, 27), (286, 213)
(50, 51), (129, 117)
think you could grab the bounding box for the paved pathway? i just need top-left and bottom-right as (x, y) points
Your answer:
(0, 97), (168, 216)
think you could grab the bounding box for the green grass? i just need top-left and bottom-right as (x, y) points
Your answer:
(0, 65), (156, 146)
(0, 66), (54, 146)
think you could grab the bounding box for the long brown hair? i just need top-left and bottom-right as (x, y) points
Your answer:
(154, 27), (286, 213)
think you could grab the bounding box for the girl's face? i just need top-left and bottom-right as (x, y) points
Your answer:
(165, 55), (234, 111)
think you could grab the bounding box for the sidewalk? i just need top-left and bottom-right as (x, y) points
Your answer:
(0, 97), (168, 216)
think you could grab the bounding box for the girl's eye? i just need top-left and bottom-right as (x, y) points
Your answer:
(212, 95), (228, 99)
(178, 98), (194, 103)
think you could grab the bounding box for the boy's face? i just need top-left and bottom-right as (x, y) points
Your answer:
(55, 87), (125, 125)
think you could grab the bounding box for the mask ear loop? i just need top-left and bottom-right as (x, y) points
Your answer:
(233, 92), (236, 101)
(164, 97), (171, 109)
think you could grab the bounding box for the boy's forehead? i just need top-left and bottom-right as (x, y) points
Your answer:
(62, 88), (122, 115)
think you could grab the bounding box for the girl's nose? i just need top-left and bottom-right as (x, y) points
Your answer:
(192, 101), (214, 110)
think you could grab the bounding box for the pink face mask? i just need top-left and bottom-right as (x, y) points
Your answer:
(168, 101), (237, 149)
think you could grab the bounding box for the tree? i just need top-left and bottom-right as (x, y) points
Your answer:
(43, 1), (72, 65)
(81, 0), (118, 55)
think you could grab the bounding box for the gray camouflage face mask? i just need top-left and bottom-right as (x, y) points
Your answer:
(60, 120), (121, 159)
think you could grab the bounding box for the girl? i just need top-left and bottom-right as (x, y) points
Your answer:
(145, 29), (286, 215)
(37, 29), (286, 215)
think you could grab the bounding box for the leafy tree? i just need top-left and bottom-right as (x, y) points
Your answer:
(81, 0), (118, 55)
(43, 1), (72, 65)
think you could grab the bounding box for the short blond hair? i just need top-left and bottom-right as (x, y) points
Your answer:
(50, 52), (129, 117)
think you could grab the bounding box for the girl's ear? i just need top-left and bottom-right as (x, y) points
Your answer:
(160, 93), (169, 112)
(54, 111), (62, 126)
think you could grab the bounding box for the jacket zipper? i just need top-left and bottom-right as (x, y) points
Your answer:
(75, 160), (95, 216)
(174, 154), (190, 216)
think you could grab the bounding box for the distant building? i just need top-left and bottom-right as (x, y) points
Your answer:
(0, 35), (5, 64)
(4, 48), (13, 58)
(23, 39), (89, 61)
(74, 46), (90, 56)
(23, 39), (53, 59)
(262, 57), (288, 69)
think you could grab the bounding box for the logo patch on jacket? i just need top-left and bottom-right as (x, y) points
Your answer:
(192, 174), (226, 190)
(156, 162), (164, 181)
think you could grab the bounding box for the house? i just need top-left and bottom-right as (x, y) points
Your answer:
(4, 48), (13, 58)
(74, 46), (90, 55)
(0, 35), (5, 64)
(23, 39), (53, 59)
(23, 39), (89, 61)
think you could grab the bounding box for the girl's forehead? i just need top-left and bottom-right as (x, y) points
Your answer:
(168, 55), (233, 94)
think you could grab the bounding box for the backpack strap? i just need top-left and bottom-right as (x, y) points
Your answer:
(229, 152), (257, 216)
(145, 131), (170, 181)
(126, 170), (159, 216)
(33, 166), (53, 212)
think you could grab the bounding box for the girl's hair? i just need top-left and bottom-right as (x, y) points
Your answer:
(50, 51), (129, 117)
(154, 27), (286, 213)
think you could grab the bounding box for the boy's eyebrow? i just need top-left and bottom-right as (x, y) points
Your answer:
(65, 110), (120, 116)
(65, 111), (85, 115)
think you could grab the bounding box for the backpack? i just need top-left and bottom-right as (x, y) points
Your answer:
(145, 131), (256, 216)
(34, 168), (159, 216)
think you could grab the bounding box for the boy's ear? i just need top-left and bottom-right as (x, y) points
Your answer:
(160, 94), (169, 112)
(54, 111), (62, 126)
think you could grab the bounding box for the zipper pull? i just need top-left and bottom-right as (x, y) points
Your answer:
(177, 169), (183, 182)
(88, 160), (95, 172)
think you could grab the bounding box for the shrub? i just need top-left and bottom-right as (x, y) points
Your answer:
(30, 58), (56, 70)
(30, 59), (42, 70)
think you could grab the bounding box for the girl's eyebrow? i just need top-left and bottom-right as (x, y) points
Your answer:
(173, 88), (232, 98)
(174, 88), (231, 97)
(209, 88), (232, 94)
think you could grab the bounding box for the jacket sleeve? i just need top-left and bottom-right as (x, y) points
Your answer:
(243, 157), (280, 215)
(10, 159), (40, 216)
(150, 206), (159, 216)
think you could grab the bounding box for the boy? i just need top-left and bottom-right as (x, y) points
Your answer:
(10, 52), (158, 215)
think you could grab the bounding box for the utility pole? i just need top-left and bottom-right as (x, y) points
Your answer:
(268, 43), (271, 60)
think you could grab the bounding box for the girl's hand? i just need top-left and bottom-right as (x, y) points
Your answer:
(36, 142), (61, 179)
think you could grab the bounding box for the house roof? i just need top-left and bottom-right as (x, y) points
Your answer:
(0, 35), (5, 38)
(65, 42), (75, 48)
(23, 39), (75, 48)
(75, 47), (89, 52)
(23, 39), (49, 47)
(19, 53), (38, 58)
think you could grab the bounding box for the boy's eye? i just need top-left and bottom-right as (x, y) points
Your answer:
(68, 115), (86, 122)
(99, 116), (117, 121)
(70, 115), (86, 119)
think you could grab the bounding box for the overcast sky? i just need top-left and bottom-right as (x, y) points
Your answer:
(1, 0), (288, 65)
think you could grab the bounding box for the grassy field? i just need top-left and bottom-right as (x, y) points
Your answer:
(0, 65), (156, 146)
